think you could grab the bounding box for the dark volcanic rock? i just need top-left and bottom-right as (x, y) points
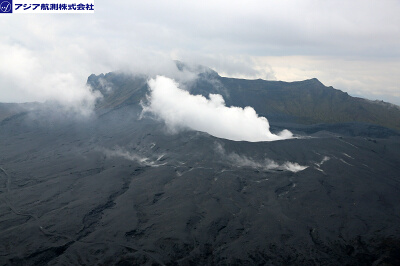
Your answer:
(1, 66), (400, 265)
(86, 66), (400, 131)
(0, 104), (400, 265)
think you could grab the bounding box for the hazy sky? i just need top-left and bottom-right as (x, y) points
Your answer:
(1, 0), (400, 105)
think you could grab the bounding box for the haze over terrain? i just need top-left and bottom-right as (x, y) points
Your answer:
(1, 63), (400, 265)
(1, 1), (400, 106)
(1, 0), (400, 265)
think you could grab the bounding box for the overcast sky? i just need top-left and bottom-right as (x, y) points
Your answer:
(1, 0), (400, 105)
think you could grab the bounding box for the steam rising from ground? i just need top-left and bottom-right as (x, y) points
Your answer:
(144, 76), (293, 142)
(215, 144), (308, 172)
(100, 147), (165, 167)
(0, 43), (102, 116)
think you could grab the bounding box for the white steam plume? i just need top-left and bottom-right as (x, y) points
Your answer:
(215, 143), (307, 172)
(100, 146), (166, 167)
(144, 76), (293, 142)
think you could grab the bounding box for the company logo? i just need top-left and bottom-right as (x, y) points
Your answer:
(12, 0), (94, 13)
(0, 0), (12, 13)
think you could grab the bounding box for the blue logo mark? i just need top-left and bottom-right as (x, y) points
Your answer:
(0, 0), (12, 13)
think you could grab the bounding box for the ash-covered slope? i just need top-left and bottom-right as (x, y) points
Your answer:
(87, 72), (148, 110)
(87, 62), (400, 131)
(1, 102), (400, 265)
(0, 102), (40, 122)
(1, 65), (400, 265)
(218, 77), (400, 129)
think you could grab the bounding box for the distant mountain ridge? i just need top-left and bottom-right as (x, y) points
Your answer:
(1, 62), (399, 132)
(87, 63), (400, 131)
(2, 63), (400, 265)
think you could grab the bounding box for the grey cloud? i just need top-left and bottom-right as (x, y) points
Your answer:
(0, 0), (399, 105)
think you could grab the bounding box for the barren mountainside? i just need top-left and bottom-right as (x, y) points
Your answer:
(0, 65), (400, 265)
(86, 67), (400, 131)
